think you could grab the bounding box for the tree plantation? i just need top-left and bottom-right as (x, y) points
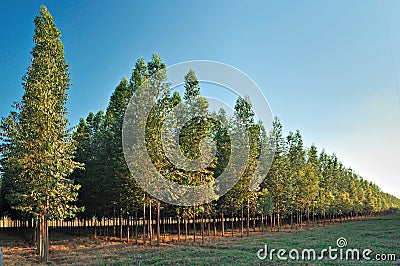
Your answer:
(0, 6), (399, 263)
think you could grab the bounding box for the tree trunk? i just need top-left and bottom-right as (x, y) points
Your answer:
(300, 210), (303, 229)
(207, 217), (210, 237)
(143, 202), (146, 245)
(106, 216), (109, 237)
(113, 209), (116, 237)
(177, 216), (181, 242)
(261, 215), (264, 235)
(157, 202), (160, 246)
(135, 209), (138, 244)
(184, 218), (188, 242)
(119, 210), (123, 242)
(162, 214), (166, 240)
(193, 212), (196, 243)
(221, 211), (225, 237)
(201, 211), (205, 245)
(149, 201), (152, 246)
(127, 214), (130, 242)
(246, 200), (250, 237)
(213, 216), (216, 237)
(231, 211), (234, 237)
(44, 218), (49, 262)
(33, 218), (38, 251)
(94, 218), (97, 238)
(290, 211), (293, 229)
(37, 216), (43, 258)
(297, 212), (300, 227)
(240, 205), (244, 237)
(277, 212), (281, 232)
(270, 214), (273, 231)
(313, 211), (316, 225)
(38, 215), (48, 262)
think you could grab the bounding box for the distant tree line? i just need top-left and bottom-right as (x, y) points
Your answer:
(1, 6), (400, 258)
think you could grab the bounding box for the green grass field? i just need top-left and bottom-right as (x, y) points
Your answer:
(1, 214), (399, 265)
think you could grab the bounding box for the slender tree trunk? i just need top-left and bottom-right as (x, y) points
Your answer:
(135, 209), (138, 245)
(106, 215), (109, 237)
(44, 218), (49, 262)
(261, 215), (264, 235)
(33, 218), (38, 252)
(193, 212), (196, 243)
(213, 215), (216, 237)
(113, 209), (116, 237)
(149, 201), (152, 246)
(313, 211), (316, 225)
(201, 211), (205, 245)
(184, 218), (188, 242)
(277, 212), (281, 232)
(177, 216), (181, 242)
(231, 211), (234, 237)
(38, 215), (44, 260)
(207, 217), (210, 237)
(270, 214), (273, 231)
(300, 210), (303, 229)
(247, 200), (250, 237)
(157, 202), (160, 246)
(162, 214), (166, 241)
(298, 210), (301, 228)
(127, 214), (130, 242)
(221, 211), (225, 237)
(143, 202), (146, 245)
(119, 210), (123, 242)
(240, 205), (244, 237)
(290, 211), (293, 229)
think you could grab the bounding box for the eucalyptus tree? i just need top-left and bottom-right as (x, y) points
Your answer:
(173, 70), (216, 242)
(262, 117), (289, 231)
(0, 6), (81, 261)
(286, 130), (305, 227)
(231, 97), (263, 236)
(143, 53), (172, 245)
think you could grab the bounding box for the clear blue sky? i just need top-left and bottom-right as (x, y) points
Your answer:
(1, 0), (399, 197)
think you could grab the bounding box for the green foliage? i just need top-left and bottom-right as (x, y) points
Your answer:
(183, 69), (200, 100)
(0, 6), (83, 261)
(256, 189), (273, 215)
(0, 5), (81, 220)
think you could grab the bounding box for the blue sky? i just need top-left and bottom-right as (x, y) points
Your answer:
(1, 0), (399, 197)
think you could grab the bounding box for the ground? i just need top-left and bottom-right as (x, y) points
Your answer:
(0, 214), (399, 265)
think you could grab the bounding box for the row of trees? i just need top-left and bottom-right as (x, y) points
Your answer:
(39, 53), (400, 237)
(0, 5), (399, 261)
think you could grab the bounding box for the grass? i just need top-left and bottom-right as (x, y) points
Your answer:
(1, 214), (399, 265)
